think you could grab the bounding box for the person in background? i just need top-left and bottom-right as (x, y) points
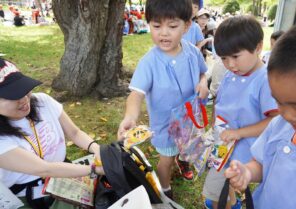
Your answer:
(13, 11), (25, 27)
(262, 30), (285, 64)
(0, 59), (104, 209)
(225, 25), (296, 209)
(0, 5), (5, 20)
(118, 0), (208, 199)
(182, 0), (204, 48)
(196, 8), (213, 59)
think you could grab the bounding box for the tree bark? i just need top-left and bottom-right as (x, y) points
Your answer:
(52, 0), (127, 98)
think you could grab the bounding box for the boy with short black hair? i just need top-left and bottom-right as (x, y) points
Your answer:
(118, 0), (208, 199)
(203, 15), (278, 209)
(225, 25), (296, 209)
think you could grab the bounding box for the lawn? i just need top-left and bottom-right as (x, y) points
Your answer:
(0, 24), (273, 208)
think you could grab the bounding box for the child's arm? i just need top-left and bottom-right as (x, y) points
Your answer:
(196, 73), (209, 99)
(224, 159), (263, 191)
(220, 111), (278, 143)
(117, 91), (145, 140)
(196, 37), (213, 49)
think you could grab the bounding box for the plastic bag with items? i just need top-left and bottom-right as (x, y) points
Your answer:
(169, 95), (210, 173)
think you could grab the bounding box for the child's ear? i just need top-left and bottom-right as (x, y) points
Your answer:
(256, 41), (263, 55)
(184, 21), (192, 33)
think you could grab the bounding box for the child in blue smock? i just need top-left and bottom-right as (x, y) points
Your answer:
(203, 16), (278, 209)
(182, 0), (204, 47)
(117, 0), (208, 199)
(225, 25), (296, 209)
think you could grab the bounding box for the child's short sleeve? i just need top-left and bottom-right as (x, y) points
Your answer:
(259, 76), (278, 117)
(129, 57), (152, 95)
(251, 119), (273, 164)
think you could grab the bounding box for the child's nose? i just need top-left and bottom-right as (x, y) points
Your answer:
(227, 59), (236, 69)
(160, 27), (169, 36)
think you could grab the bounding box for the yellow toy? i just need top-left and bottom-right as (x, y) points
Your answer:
(124, 125), (152, 148)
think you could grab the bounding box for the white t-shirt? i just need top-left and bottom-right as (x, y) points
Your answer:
(0, 93), (66, 193)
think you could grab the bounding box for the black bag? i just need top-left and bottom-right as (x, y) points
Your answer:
(218, 179), (254, 209)
(10, 178), (54, 209)
(94, 142), (162, 209)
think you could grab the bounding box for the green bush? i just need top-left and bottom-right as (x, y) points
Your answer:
(246, 4), (258, 16)
(222, 0), (240, 14)
(268, 4), (277, 21)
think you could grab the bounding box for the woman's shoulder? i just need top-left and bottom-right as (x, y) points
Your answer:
(32, 92), (53, 103)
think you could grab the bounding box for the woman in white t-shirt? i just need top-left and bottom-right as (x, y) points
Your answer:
(0, 58), (103, 209)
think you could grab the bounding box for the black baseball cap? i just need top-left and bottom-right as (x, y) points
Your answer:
(0, 59), (42, 100)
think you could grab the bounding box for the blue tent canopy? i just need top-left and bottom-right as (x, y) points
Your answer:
(199, 0), (203, 8)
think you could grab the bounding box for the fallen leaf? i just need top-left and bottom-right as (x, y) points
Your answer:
(148, 146), (154, 153)
(145, 152), (151, 158)
(99, 133), (107, 137)
(100, 117), (108, 122)
(74, 115), (80, 118)
(95, 137), (102, 141)
(45, 89), (51, 94)
(88, 133), (96, 139)
(76, 102), (82, 105)
(67, 141), (74, 146)
(69, 103), (75, 108)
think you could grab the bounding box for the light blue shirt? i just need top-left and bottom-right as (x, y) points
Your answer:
(182, 21), (204, 45)
(129, 40), (207, 148)
(251, 115), (296, 209)
(215, 65), (277, 163)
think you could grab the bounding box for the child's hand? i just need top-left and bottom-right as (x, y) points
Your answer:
(196, 83), (209, 99)
(117, 117), (136, 141)
(206, 37), (213, 43)
(220, 129), (241, 143)
(224, 160), (252, 191)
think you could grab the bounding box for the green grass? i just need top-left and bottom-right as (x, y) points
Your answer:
(0, 24), (273, 208)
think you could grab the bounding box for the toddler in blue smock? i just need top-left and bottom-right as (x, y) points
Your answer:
(202, 16), (278, 209)
(117, 0), (208, 199)
(225, 25), (296, 209)
(182, 0), (204, 48)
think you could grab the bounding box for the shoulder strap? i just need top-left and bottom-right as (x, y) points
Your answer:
(218, 178), (254, 209)
(9, 178), (43, 195)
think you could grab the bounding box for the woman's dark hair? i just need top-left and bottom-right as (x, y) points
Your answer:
(0, 95), (41, 137)
(192, 0), (200, 7)
(268, 26), (296, 75)
(214, 15), (263, 56)
(145, 0), (192, 23)
(270, 30), (284, 41)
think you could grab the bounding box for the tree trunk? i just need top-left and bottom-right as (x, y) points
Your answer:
(252, 0), (256, 15)
(52, 0), (127, 98)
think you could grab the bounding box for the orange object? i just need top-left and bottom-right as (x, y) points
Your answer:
(292, 133), (296, 145)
